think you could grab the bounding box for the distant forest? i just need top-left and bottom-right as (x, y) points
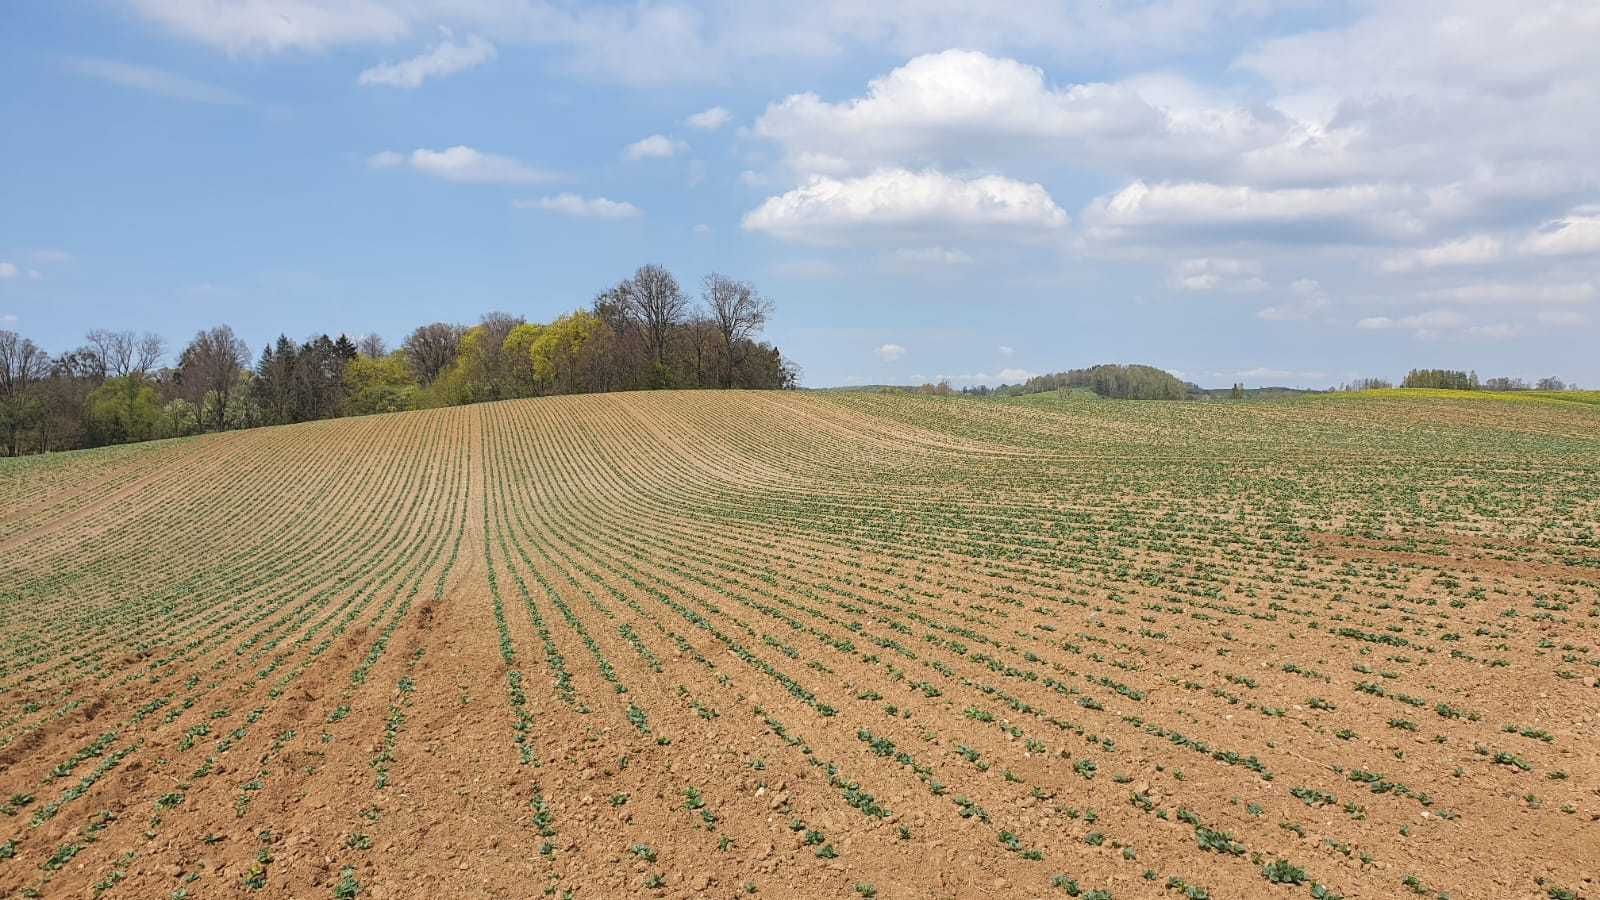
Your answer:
(978, 364), (1192, 400)
(0, 265), (796, 456)
(929, 365), (1577, 401)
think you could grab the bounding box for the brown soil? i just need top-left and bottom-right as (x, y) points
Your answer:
(1, 392), (1596, 900)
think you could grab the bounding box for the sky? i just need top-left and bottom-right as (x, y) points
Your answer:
(2, 1), (1597, 389)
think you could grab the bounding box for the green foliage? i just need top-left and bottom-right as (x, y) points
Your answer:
(1001, 363), (1192, 400)
(85, 376), (166, 446)
(343, 352), (419, 415)
(1401, 369), (1479, 390)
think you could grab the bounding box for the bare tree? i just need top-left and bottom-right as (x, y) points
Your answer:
(357, 332), (388, 359)
(0, 330), (51, 397)
(83, 329), (121, 380)
(685, 316), (719, 387)
(478, 312), (522, 345)
(703, 273), (772, 388)
(178, 325), (249, 432)
(466, 311), (526, 399)
(0, 330), (53, 455)
(402, 322), (464, 385)
(82, 329), (164, 378)
(133, 332), (165, 375)
(623, 264), (687, 370)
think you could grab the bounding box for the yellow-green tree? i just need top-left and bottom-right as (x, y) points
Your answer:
(343, 352), (419, 415)
(85, 376), (165, 446)
(502, 323), (546, 397)
(529, 311), (603, 394)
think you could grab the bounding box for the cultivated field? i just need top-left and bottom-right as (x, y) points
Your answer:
(1, 391), (1597, 899)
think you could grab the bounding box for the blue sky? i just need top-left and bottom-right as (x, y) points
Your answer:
(3, 1), (1597, 388)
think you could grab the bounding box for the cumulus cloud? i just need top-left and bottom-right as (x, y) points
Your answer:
(368, 146), (558, 185)
(1380, 234), (1502, 273)
(108, 0), (1600, 377)
(358, 33), (495, 88)
(1083, 180), (1425, 244)
(622, 134), (689, 161)
(1519, 209), (1600, 257)
(875, 343), (906, 362)
(685, 106), (732, 130)
(743, 169), (1067, 245)
(69, 57), (243, 104)
(0, 262), (17, 280)
(515, 194), (641, 220)
(1169, 257), (1264, 292)
(751, 49), (1285, 179)
(998, 345), (1014, 357)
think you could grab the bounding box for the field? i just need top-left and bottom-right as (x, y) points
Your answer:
(1, 390), (1597, 900)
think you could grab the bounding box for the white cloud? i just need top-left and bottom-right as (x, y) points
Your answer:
(743, 169), (1067, 245)
(997, 345), (1015, 357)
(120, 2), (1285, 84)
(1519, 210), (1600, 258)
(369, 146), (558, 185)
(1380, 234), (1502, 273)
(1419, 281), (1596, 306)
(1228, 367), (1328, 382)
(69, 58), (243, 104)
(752, 49), (1283, 179)
(889, 247), (973, 267)
(124, 0), (409, 53)
(1084, 180), (1424, 243)
(1169, 257), (1264, 293)
(1356, 309), (1467, 339)
(1257, 279), (1330, 322)
(692, 223), (712, 236)
(31, 250), (71, 265)
(928, 368), (1035, 386)
(1237, 3), (1600, 195)
(516, 194), (641, 220)
(876, 343), (907, 363)
(0, 262), (17, 280)
(1466, 322), (1522, 340)
(623, 134), (688, 161)
(0, 313), (16, 324)
(685, 106), (732, 130)
(358, 33), (495, 88)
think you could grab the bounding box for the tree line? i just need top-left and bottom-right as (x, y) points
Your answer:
(951, 364), (1194, 400)
(1397, 369), (1571, 392)
(1, 265), (795, 456)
